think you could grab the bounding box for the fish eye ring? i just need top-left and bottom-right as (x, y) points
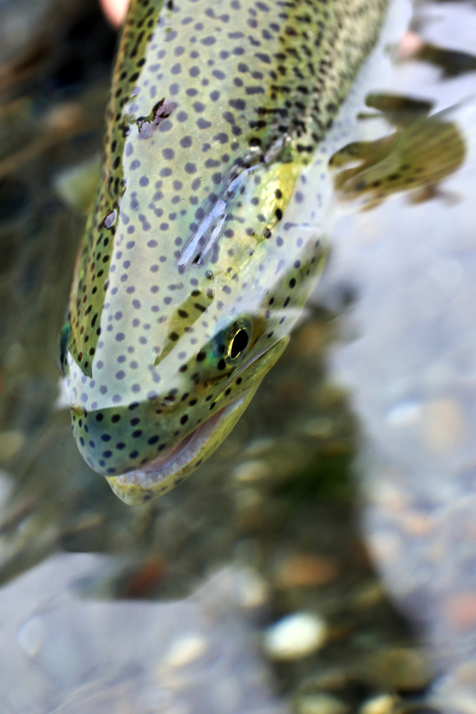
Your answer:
(225, 319), (252, 363)
(210, 317), (253, 368)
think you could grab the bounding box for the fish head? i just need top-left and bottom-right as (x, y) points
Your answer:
(62, 153), (326, 504)
(64, 317), (289, 506)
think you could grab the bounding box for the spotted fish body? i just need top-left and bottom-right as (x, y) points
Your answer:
(62, 0), (387, 504)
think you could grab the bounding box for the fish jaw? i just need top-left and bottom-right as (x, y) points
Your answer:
(104, 336), (289, 505)
(105, 387), (256, 505)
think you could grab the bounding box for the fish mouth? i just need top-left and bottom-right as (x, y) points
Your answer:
(105, 336), (290, 505)
(105, 389), (256, 505)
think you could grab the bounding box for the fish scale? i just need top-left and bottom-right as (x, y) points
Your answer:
(62, 0), (387, 504)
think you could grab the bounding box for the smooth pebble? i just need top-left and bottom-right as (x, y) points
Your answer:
(232, 460), (272, 482)
(16, 616), (46, 657)
(161, 633), (208, 668)
(297, 693), (349, 714)
(263, 612), (327, 661)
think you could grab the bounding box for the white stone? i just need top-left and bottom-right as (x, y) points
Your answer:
(232, 460), (272, 482)
(298, 693), (349, 714)
(161, 633), (208, 668)
(385, 400), (421, 427)
(16, 616), (46, 657)
(235, 568), (269, 609)
(359, 694), (398, 714)
(244, 438), (275, 457)
(263, 612), (327, 661)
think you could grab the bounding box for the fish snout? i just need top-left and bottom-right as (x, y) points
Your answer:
(70, 404), (163, 477)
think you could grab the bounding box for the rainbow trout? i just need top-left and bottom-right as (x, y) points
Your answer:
(60, 0), (387, 504)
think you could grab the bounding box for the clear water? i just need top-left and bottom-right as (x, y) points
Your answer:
(0, 0), (475, 711)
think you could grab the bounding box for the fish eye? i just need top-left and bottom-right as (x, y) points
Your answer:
(225, 322), (251, 363)
(205, 317), (253, 375)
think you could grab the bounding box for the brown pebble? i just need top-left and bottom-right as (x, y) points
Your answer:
(445, 592), (476, 631)
(292, 322), (330, 360)
(124, 558), (166, 598)
(402, 511), (435, 537)
(277, 554), (339, 588)
(44, 102), (88, 135)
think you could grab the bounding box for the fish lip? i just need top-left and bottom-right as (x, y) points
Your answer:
(110, 391), (249, 489)
(113, 342), (280, 488)
(107, 340), (288, 501)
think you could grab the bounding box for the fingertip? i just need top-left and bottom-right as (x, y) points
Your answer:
(100, 0), (129, 28)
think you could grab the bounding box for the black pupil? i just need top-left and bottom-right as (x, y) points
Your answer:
(230, 329), (249, 359)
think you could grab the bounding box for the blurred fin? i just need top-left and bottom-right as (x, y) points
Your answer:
(330, 96), (476, 210)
